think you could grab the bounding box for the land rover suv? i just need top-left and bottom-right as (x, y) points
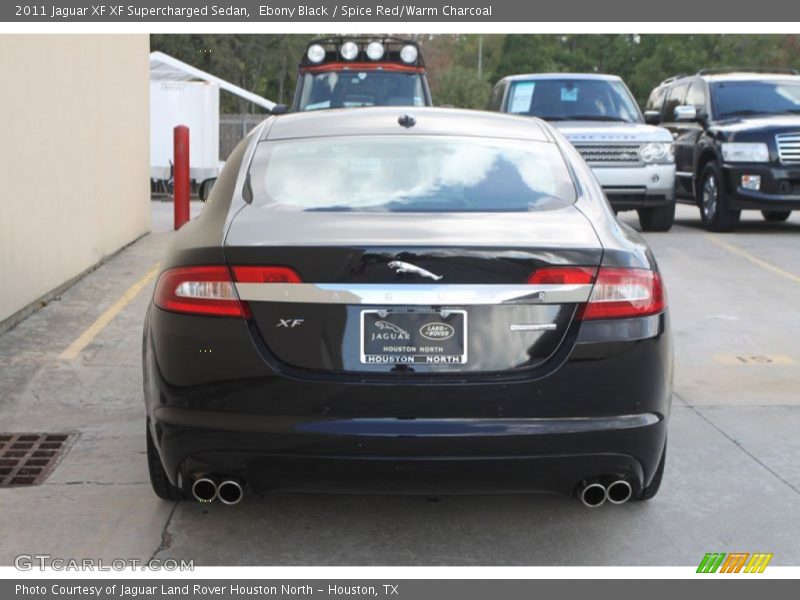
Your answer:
(645, 69), (800, 231)
(489, 74), (676, 231)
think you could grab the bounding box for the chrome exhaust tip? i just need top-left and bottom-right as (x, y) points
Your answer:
(579, 481), (607, 508)
(217, 479), (244, 506)
(191, 477), (218, 503)
(606, 479), (633, 505)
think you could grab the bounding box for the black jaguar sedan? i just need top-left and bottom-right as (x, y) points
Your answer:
(143, 107), (672, 508)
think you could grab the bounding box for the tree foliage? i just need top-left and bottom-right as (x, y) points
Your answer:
(151, 34), (800, 112)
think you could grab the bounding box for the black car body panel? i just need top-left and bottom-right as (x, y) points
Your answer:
(144, 107), (672, 501)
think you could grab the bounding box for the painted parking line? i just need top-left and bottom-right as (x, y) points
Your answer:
(714, 354), (794, 365)
(58, 264), (160, 361)
(706, 234), (800, 285)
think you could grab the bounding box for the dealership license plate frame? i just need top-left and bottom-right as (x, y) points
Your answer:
(359, 308), (468, 365)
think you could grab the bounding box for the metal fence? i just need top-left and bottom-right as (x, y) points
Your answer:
(220, 114), (266, 160)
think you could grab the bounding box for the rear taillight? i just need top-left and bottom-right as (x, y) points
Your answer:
(154, 265), (302, 318)
(154, 266), (249, 318)
(528, 266), (597, 285)
(231, 266), (302, 283)
(578, 268), (666, 320)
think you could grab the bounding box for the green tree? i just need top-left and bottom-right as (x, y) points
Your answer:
(434, 66), (491, 109)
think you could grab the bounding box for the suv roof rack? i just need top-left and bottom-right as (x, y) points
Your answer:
(658, 74), (689, 87)
(697, 67), (799, 76)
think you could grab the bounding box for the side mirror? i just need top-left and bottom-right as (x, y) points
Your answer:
(674, 105), (698, 122)
(198, 178), (217, 202)
(270, 104), (289, 115)
(644, 110), (661, 125)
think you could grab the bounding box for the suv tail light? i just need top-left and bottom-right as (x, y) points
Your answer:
(579, 267), (665, 320)
(154, 266), (302, 318)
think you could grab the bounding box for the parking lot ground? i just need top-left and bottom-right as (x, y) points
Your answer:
(1, 202), (799, 566)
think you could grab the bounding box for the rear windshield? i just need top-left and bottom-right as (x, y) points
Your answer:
(297, 71), (426, 111)
(247, 136), (576, 212)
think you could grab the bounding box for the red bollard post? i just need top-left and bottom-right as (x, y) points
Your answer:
(173, 125), (190, 230)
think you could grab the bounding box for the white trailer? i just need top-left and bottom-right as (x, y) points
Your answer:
(149, 51), (275, 183)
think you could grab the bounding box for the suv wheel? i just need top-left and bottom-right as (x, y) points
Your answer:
(637, 202), (676, 232)
(699, 162), (740, 232)
(761, 210), (791, 222)
(147, 423), (184, 501)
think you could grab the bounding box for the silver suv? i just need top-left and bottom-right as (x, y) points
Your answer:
(489, 73), (677, 231)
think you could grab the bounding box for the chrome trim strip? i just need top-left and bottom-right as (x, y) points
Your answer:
(235, 283), (593, 305)
(776, 132), (800, 165)
(675, 170), (694, 178)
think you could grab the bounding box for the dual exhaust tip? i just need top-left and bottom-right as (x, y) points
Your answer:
(191, 476), (243, 505)
(578, 478), (633, 508)
(194, 475), (631, 507)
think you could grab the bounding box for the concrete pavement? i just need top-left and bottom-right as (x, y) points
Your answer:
(1, 201), (798, 566)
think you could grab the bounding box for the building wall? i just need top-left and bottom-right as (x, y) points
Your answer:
(0, 35), (150, 326)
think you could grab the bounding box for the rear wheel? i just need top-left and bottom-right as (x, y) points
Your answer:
(699, 162), (740, 232)
(638, 202), (676, 232)
(761, 210), (791, 222)
(146, 424), (184, 501)
(637, 441), (667, 501)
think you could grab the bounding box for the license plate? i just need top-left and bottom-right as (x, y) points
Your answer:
(360, 309), (467, 365)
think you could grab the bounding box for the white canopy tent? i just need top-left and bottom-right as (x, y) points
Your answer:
(149, 51), (275, 181)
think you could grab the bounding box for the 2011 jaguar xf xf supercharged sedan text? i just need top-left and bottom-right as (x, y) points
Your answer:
(143, 107), (673, 508)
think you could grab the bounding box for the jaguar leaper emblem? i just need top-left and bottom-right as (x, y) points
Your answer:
(388, 260), (443, 281)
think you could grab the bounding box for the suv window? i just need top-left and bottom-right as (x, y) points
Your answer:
(684, 81), (707, 111)
(296, 71), (426, 111)
(488, 82), (505, 111)
(711, 79), (800, 119)
(506, 78), (642, 123)
(662, 82), (688, 122)
(646, 86), (667, 113)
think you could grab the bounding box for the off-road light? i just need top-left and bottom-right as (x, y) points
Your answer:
(306, 44), (325, 64)
(741, 174), (761, 190)
(366, 42), (385, 61)
(340, 41), (359, 61)
(399, 44), (418, 64)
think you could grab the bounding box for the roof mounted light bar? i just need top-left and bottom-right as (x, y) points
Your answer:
(300, 37), (425, 69)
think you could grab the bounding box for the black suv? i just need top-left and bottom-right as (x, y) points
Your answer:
(645, 69), (800, 231)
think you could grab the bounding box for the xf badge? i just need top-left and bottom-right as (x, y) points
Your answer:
(277, 318), (304, 328)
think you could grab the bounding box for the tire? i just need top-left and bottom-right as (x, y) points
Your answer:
(637, 441), (667, 501)
(147, 424), (184, 501)
(761, 210), (791, 222)
(638, 202), (676, 232)
(698, 162), (741, 232)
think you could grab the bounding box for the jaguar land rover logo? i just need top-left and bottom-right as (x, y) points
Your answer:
(371, 321), (411, 341)
(419, 322), (455, 341)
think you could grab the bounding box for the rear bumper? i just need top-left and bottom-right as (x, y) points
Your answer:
(144, 308), (672, 497)
(154, 409), (664, 496)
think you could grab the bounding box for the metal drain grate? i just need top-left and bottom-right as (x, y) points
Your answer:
(0, 433), (73, 487)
